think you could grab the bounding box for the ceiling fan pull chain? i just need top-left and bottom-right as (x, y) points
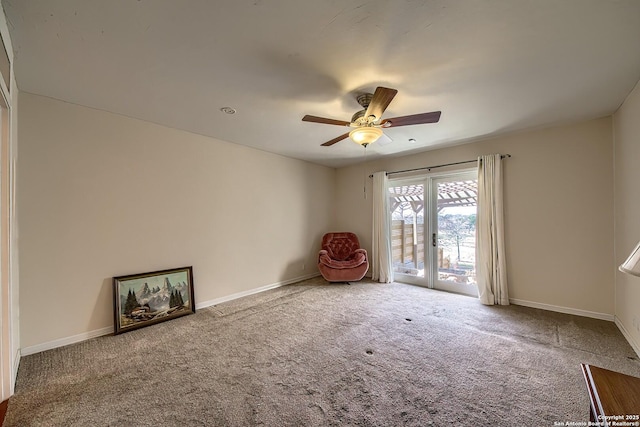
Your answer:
(363, 144), (368, 199)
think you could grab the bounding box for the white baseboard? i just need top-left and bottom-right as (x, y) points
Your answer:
(21, 326), (113, 356)
(614, 316), (640, 359)
(20, 273), (320, 357)
(509, 298), (614, 322)
(195, 272), (320, 310)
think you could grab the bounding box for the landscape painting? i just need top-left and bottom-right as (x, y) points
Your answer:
(113, 266), (195, 334)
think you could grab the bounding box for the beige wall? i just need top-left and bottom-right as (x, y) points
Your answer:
(18, 93), (335, 349)
(336, 118), (615, 315)
(614, 80), (640, 352)
(15, 90), (624, 350)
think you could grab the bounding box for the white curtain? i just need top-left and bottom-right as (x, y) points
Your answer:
(371, 171), (394, 283)
(476, 154), (509, 305)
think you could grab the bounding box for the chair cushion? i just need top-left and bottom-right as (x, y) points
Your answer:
(319, 250), (367, 269)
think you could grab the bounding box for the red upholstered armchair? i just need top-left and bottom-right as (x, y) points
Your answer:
(318, 232), (369, 283)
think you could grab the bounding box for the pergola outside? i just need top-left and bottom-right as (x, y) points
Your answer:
(388, 180), (478, 281)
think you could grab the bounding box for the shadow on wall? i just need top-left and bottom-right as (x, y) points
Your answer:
(90, 277), (116, 334)
(277, 231), (325, 283)
(280, 256), (309, 281)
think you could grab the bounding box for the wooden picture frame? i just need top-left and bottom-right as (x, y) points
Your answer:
(113, 266), (195, 334)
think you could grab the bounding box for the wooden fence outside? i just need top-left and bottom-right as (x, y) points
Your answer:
(391, 220), (449, 272)
(391, 220), (425, 270)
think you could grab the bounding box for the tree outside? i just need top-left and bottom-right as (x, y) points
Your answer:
(437, 212), (476, 262)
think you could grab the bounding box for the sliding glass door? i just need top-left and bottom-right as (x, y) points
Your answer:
(431, 172), (478, 295)
(389, 180), (425, 282)
(389, 170), (478, 296)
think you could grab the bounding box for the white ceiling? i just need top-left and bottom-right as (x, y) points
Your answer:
(4, 0), (640, 168)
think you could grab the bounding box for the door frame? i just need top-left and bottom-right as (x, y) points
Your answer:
(389, 167), (478, 296)
(428, 169), (478, 296)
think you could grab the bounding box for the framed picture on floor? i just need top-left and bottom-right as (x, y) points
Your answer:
(113, 266), (195, 335)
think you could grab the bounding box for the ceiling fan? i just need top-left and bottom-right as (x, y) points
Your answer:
(302, 86), (441, 147)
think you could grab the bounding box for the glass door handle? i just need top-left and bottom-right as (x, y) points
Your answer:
(432, 233), (437, 247)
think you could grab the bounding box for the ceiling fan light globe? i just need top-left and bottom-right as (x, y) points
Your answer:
(349, 127), (383, 145)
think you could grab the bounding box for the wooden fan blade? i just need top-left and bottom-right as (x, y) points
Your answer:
(321, 132), (350, 146)
(302, 115), (351, 127)
(381, 111), (441, 127)
(365, 87), (398, 120)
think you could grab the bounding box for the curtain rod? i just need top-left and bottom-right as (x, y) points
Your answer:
(368, 154), (511, 178)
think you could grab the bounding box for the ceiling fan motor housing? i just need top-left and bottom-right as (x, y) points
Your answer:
(351, 93), (376, 126)
(351, 109), (367, 126)
(356, 93), (373, 109)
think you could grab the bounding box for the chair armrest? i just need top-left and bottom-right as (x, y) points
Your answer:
(318, 249), (328, 263)
(355, 248), (368, 259)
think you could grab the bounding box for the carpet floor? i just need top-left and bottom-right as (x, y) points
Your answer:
(5, 278), (640, 426)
